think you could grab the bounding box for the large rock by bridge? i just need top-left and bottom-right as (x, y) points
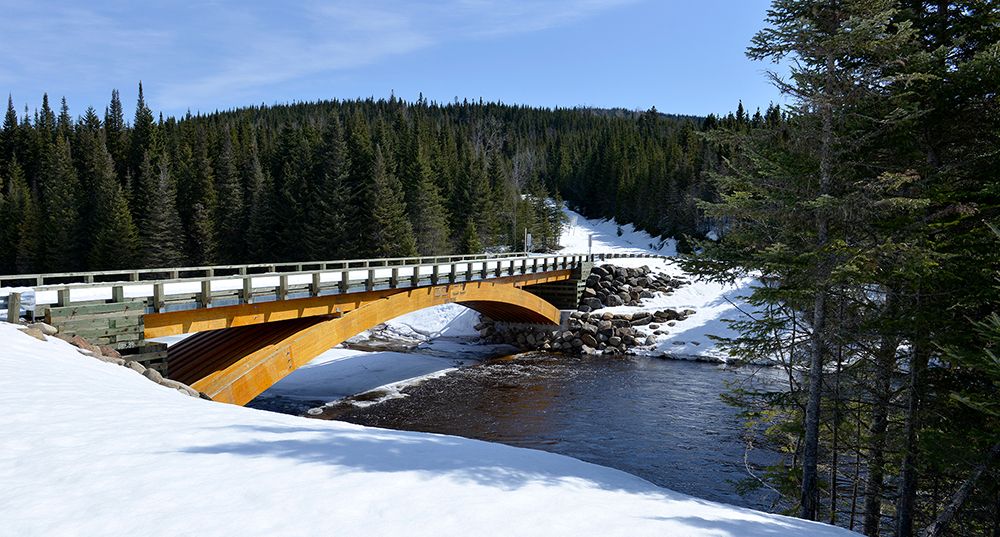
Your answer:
(479, 307), (695, 356)
(478, 263), (696, 356)
(579, 264), (688, 311)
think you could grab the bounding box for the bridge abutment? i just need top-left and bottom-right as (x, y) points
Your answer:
(522, 260), (592, 310)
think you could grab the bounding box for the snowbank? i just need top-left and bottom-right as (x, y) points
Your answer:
(0, 323), (856, 536)
(560, 205), (677, 255)
(255, 347), (477, 403)
(252, 303), (514, 408)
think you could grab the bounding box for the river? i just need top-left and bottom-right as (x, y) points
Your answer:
(253, 350), (786, 512)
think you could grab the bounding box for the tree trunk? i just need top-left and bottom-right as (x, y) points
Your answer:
(801, 290), (826, 520)
(923, 443), (1000, 537)
(862, 332), (898, 536)
(897, 343), (929, 537)
(801, 50), (837, 522)
(830, 337), (844, 525)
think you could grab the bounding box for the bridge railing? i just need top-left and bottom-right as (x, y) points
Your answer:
(0, 252), (538, 287)
(0, 252), (666, 320)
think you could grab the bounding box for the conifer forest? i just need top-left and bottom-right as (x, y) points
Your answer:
(0, 89), (715, 273)
(1, 1), (998, 536)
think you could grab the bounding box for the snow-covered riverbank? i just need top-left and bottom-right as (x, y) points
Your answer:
(0, 322), (856, 536)
(0, 207), (859, 536)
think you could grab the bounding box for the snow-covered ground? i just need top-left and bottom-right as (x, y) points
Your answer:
(560, 205), (677, 255)
(0, 206), (849, 536)
(0, 322), (856, 536)
(559, 205), (755, 361)
(250, 303), (515, 409)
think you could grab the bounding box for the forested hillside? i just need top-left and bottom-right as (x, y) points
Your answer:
(0, 92), (747, 273)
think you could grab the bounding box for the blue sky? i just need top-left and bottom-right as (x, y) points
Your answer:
(1, 0), (784, 120)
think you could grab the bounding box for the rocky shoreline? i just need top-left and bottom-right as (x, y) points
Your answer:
(579, 263), (689, 310)
(478, 263), (704, 358)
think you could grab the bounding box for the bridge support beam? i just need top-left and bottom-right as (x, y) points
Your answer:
(166, 280), (563, 405)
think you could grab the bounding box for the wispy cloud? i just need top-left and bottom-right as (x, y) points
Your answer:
(1, 0), (638, 113)
(158, 2), (434, 109)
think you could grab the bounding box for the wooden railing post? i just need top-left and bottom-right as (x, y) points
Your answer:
(449, 263), (458, 284)
(199, 280), (212, 307)
(311, 272), (322, 296)
(57, 288), (70, 307)
(278, 275), (289, 300)
(339, 271), (349, 293)
(366, 269), (375, 291)
(112, 285), (124, 303)
(410, 266), (420, 287)
(432, 265), (440, 285)
(241, 277), (253, 304)
(390, 267), (399, 288)
(7, 292), (21, 322)
(153, 283), (165, 312)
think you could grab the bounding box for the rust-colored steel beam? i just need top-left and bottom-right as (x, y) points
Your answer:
(167, 278), (563, 405)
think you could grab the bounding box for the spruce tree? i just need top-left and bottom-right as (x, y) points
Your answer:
(459, 218), (482, 254)
(304, 116), (350, 259)
(0, 160), (30, 273)
(87, 145), (139, 270)
(344, 111), (374, 256)
(215, 133), (244, 263)
(56, 98), (72, 140)
(407, 144), (451, 255)
(137, 153), (185, 267)
(104, 89), (128, 182)
(368, 146), (416, 258)
(178, 130), (218, 263)
(15, 191), (41, 273)
(129, 82), (155, 183)
(42, 136), (82, 271)
(685, 0), (927, 525)
(243, 140), (273, 263)
(1, 95), (18, 161)
(187, 202), (217, 266)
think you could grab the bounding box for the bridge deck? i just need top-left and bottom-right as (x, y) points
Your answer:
(0, 252), (663, 404)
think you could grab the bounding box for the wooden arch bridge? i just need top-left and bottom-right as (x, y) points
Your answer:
(1, 252), (658, 405)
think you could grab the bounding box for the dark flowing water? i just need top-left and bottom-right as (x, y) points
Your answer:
(303, 352), (784, 511)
